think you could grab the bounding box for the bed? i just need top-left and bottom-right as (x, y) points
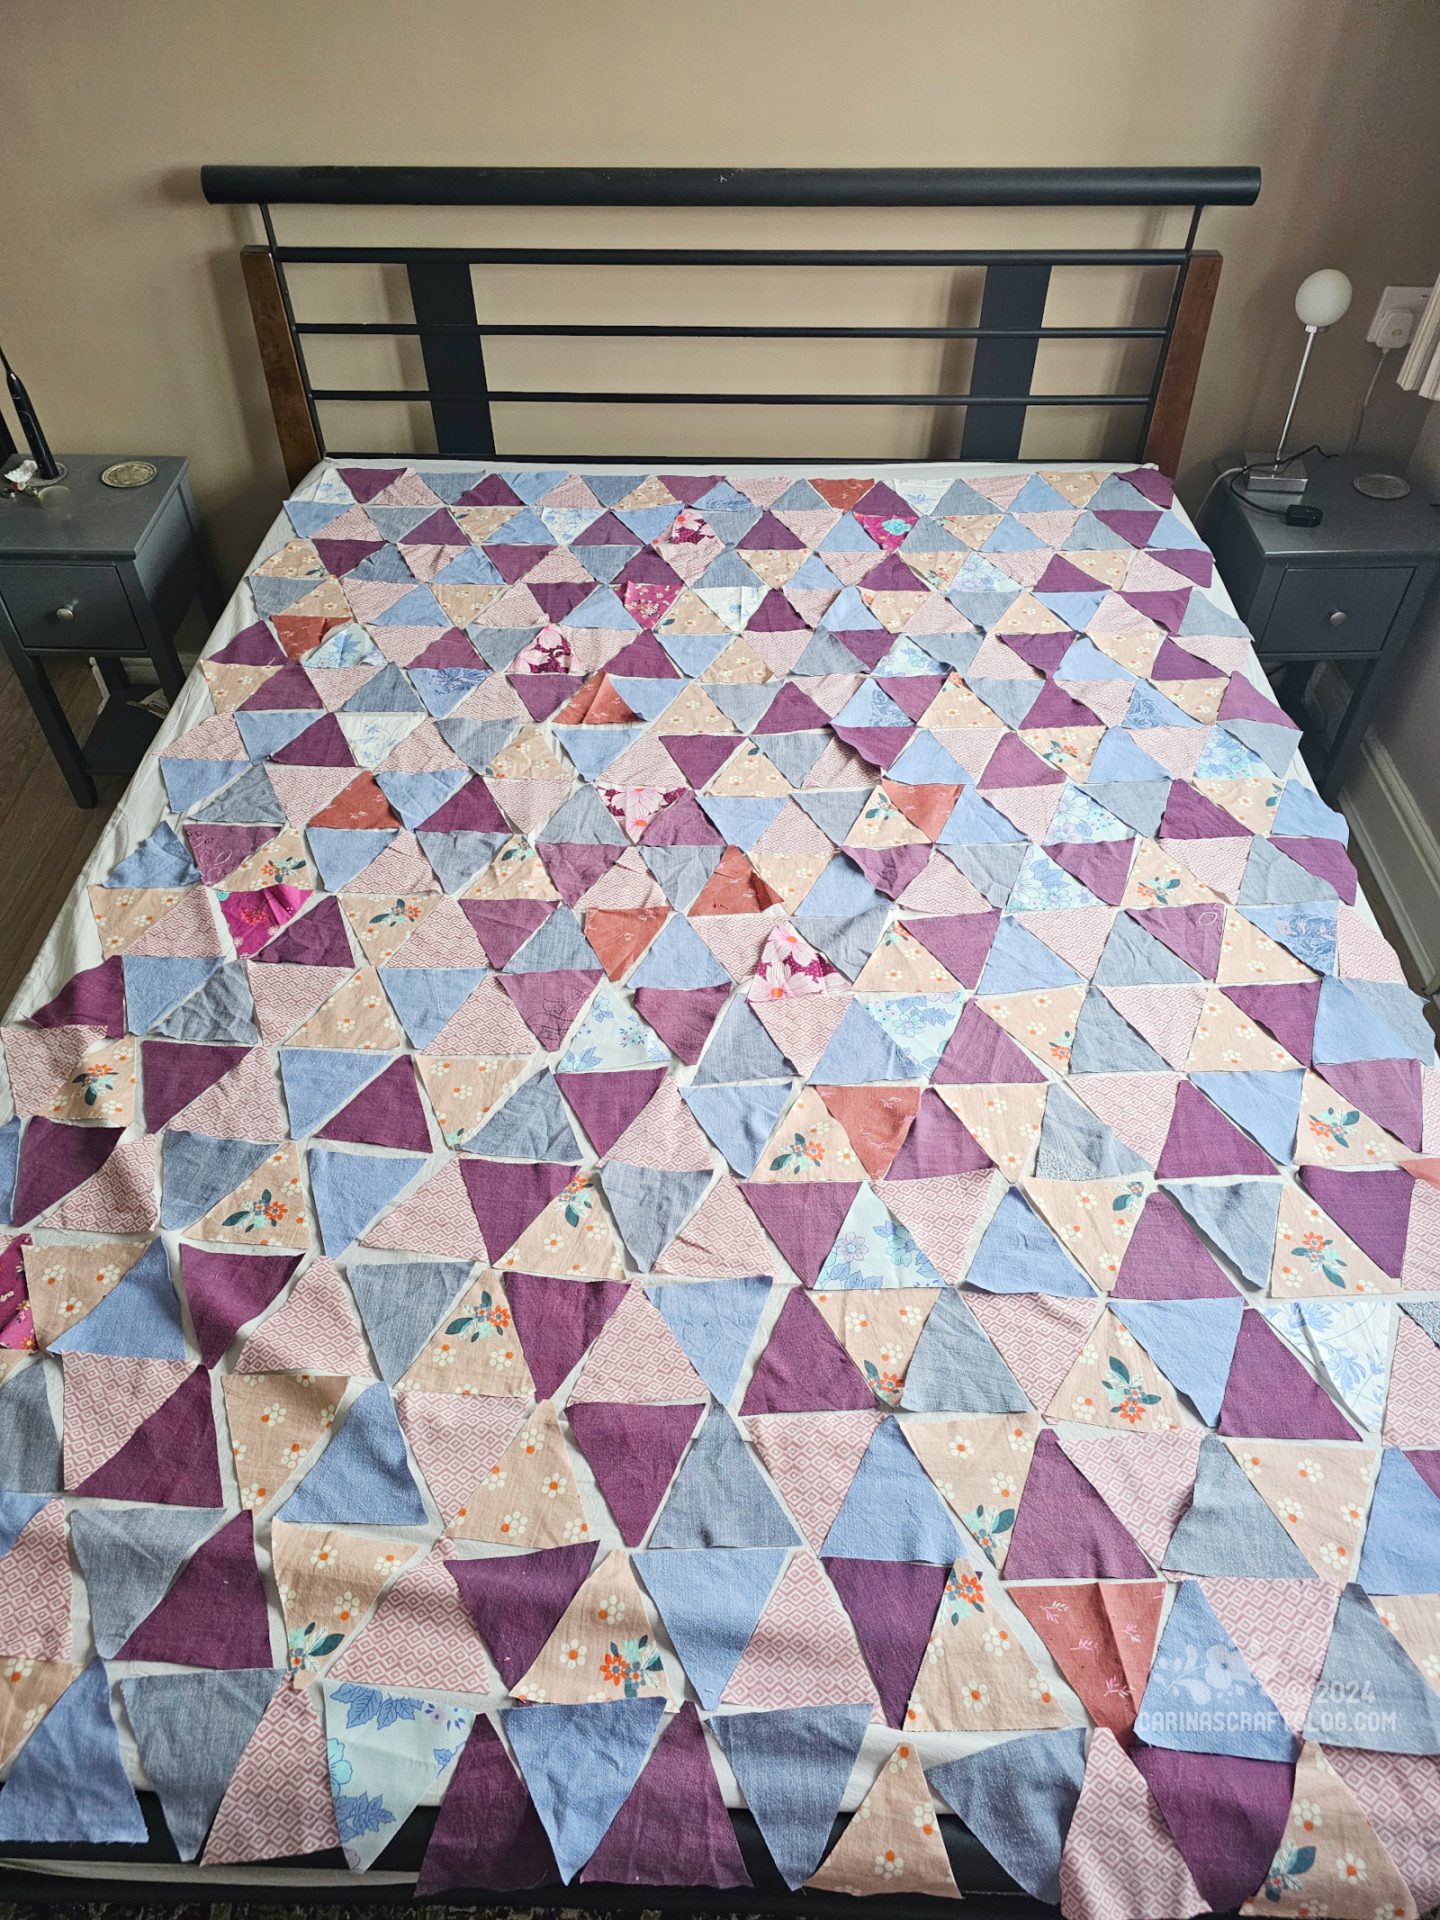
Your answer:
(3, 167), (1440, 1920)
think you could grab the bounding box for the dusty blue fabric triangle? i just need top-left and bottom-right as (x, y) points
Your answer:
(1036, 1086), (1148, 1178)
(640, 844), (723, 911)
(538, 785), (626, 846)
(692, 996), (789, 1084)
(122, 955), (221, 1033)
(1191, 1070), (1303, 1163)
(1357, 1447), (1440, 1593)
(649, 1405), (798, 1549)
(379, 967), (487, 1050)
(1135, 1579), (1296, 1759)
(600, 1162), (712, 1272)
(1095, 913), (1202, 987)
(308, 829), (396, 892)
(70, 1505), (221, 1655)
(1110, 1298), (1244, 1425)
(307, 1147), (427, 1256)
(681, 1082), (792, 1176)
(1164, 1179), (1282, 1288)
(465, 1070), (581, 1161)
(121, 1669), (282, 1859)
(278, 1382), (428, 1525)
(978, 917), (1082, 992)
(968, 1188), (1095, 1296)
(1163, 1434), (1313, 1578)
(235, 711), (320, 761)
(811, 1002), (920, 1083)
(1305, 1584), (1440, 1753)
(0, 1490), (46, 1556)
(191, 762), (284, 826)
(902, 1287), (1031, 1413)
(280, 1048), (393, 1137)
(629, 916), (730, 989)
(710, 1703), (871, 1890)
(375, 766), (467, 829)
(151, 960), (258, 1044)
(0, 1660), (147, 1843)
(634, 1547), (785, 1707)
(503, 1697), (665, 1882)
(161, 756), (245, 814)
(51, 1239), (186, 1360)
(347, 1259), (472, 1383)
(108, 822), (200, 890)
(505, 906), (600, 975)
(1070, 993), (1169, 1074)
(822, 1416), (966, 1562)
(795, 908), (893, 982)
(417, 830), (507, 894)
(927, 1726), (1087, 1904)
(160, 1132), (273, 1230)
(0, 1363), (61, 1493)
(645, 1277), (772, 1403)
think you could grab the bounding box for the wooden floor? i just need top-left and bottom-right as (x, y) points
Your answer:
(0, 658), (125, 1011)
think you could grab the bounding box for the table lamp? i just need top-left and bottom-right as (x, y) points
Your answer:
(1240, 267), (1353, 496)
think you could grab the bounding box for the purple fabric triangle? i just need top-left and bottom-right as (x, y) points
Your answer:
(1037, 553), (1110, 596)
(459, 1161), (571, 1265)
(831, 631), (894, 671)
(251, 895), (353, 967)
(180, 1245), (301, 1368)
(29, 957), (126, 1038)
(269, 713), (352, 767)
(340, 467), (405, 504)
(1004, 633), (1075, 674)
(513, 674), (583, 722)
(313, 538), (384, 576)
(830, 724), (913, 771)
(531, 581), (592, 623)
(1151, 638), (1218, 681)
(498, 970), (602, 1053)
(1046, 839), (1132, 906)
(317, 1055), (431, 1152)
(74, 1367), (224, 1505)
(447, 1542), (597, 1688)
(1272, 836), (1358, 905)
(1159, 781), (1250, 839)
(580, 1699), (750, 1888)
(823, 1558), (947, 1728)
(876, 675), (947, 723)
(657, 474), (722, 505)
(1154, 548), (1213, 587)
(13, 1119), (122, 1225)
(847, 844), (930, 901)
(1127, 905), (1224, 981)
(1004, 1431), (1153, 1578)
(1123, 588), (1191, 633)
(886, 1090), (989, 1178)
(1298, 1166), (1411, 1278)
(1225, 982), (1320, 1064)
(976, 733), (1064, 790)
(631, 986), (729, 1066)
(211, 620), (285, 666)
(1218, 1310), (1356, 1440)
(239, 661), (323, 711)
(743, 515), (807, 554)
(117, 1512), (272, 1668)
(141, 1040), (248, 1132)
(457, 473), (522, 507)
(186, 825), (278, 887)
(536, 846), (621, 907)
(617, 547), (683, 588)
(568, 1401), (704, 1545)
(485, 544), (551, 585)
(739, 1288), (874, 1415)
(504, 1272), (628, 1399)
(900, 912), (1000, 992)
(1023, 683), (1101, 731)
(755, 685), (829, 734)
(1406, 1449), (1440, 1501)
(421, 777), (507, 833)
(1113, 1190), (1234, 1299)
(1317, 1057), (1423, 1151)
(738, 1182), (859, 1287)
(416, 1715), (558, 1897)
(661, 735), (742, 791)
(411, 628), (482, 670)
(1132, 1745), (1295, 1915)
(607, 632), (681, 676)
(1219, 672), (1299, 730)
(1116, 470), (1175, 509)
(861, 550), (924, 592)
(459, 899), (554, 969)
(933, 997), (1047, 1084)
(641, 792), (724, 847)
(555, 1069), (665, 1158)
(402, 507), (466, 549)
(1155, 1081), (1275, 1179)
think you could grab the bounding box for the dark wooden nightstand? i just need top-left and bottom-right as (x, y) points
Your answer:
(1201, 452), (1440, 800)
(0, 455), (222, 807)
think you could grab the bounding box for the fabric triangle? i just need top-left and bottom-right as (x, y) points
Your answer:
(504, 1271), (628, 1398)
(120, 1669), (283, 1861)
(1059, 1728), (1207, 1920)
(447, 1541), (598, 1688)
(118, 1511), (272, 1668)
(567, 1400), (704, 1544)
(710, 1702), (871, 1889)
(1132, 1745), (1297, 1917)
(347, 1257), (471, 1383)
(502, 1696), (665, 1882)
(580, 1698), (750, 1888)
(1005, 1430), (1153, 1577)
(277, 1381), (428, 1525)
(1357, 1446), (1440, 1594)
(1110, 1297), (1243, 1424)
(738, 1180), (860, 1286)
(415, 1715), (557, 1897)
(72, 1366), (223, 1505)
(648, 1405), (799, 1549)
(1163, 1434), (1316, 1578)
(928, 1726), (1088, 1904)
(821, 1416), (966, 1563)
(823, 1557), (949, 1727)
(1135, 1577), (1297, 1760)
(201, 1680), (340, 1864)
(0, 1660), (146, 1843)
(1218, 1309), (1357, 1440)
(807, 1740), (960, 1899)
(632, 1547), (785, 1708)
(645, 1276), (771, 1403)
(1011, 1579), (1163, 1740)
(178, 1244), (300, 1367)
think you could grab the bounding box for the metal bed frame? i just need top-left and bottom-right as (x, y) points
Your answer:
(201, 164), (1260, 482)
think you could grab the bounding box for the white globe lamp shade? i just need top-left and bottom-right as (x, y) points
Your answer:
(1295, 268), (1353, 329)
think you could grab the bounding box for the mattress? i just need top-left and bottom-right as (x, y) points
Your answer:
(1, 456), (1438, 1919)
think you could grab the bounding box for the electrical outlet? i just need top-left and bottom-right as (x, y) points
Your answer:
(1367, 283), (1432, 348)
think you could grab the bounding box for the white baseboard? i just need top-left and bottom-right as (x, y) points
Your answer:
(1337, 724), (1440, 993)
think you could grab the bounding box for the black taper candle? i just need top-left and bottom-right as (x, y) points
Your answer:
(0, 347), (60, 480)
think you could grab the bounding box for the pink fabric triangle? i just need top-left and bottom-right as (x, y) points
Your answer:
(237, 1255), (373, 1375)
(48, 1137), (158, 1234)
(1059, 1728), (1207, 1920)
(654, 1176), (779, 1278)
(361, 1159), (485, 1256)
(1199, 1578), (1338, 1732)
(202, 1682), (340, 1865)
(569, 1287), (709, 1402)
(329, 1535), (494, 1692)
(0, 1498), (71, 1658)
(1058, 1428), (1203, 1566)
(965, 1292), (1100, 1408)
(744, 1409), (883, 1549)
(174, 1046), (287, 1139)
(721, 1552), (881, 1716)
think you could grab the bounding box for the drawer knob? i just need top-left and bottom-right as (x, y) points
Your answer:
(53, 601), (77, 621)
(1328, 608), (1348, 626)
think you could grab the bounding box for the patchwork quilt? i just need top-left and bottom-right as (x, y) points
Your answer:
(2, 459), (1440, 1917)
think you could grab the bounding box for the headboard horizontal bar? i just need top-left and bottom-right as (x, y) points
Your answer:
(203, 163), (1260, 209)
(309, 387), (1152, 408)
(273, 245), (1191, 268)
(294, 322), (1169, 341)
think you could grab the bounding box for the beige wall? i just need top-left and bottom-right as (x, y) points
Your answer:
(4, 0), (1440, 582)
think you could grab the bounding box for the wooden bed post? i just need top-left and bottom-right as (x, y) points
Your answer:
(241, 246), (322, 488)
(1143, 249), (1222, 478)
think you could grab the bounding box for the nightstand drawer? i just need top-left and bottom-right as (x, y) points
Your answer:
(1259, 563), (1412, 656)
(0, 562), (142, 653)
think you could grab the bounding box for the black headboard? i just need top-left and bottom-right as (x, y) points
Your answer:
(201, 164), (1260, 482)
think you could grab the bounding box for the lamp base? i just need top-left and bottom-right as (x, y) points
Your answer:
(1238, 451), (1311, 497)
